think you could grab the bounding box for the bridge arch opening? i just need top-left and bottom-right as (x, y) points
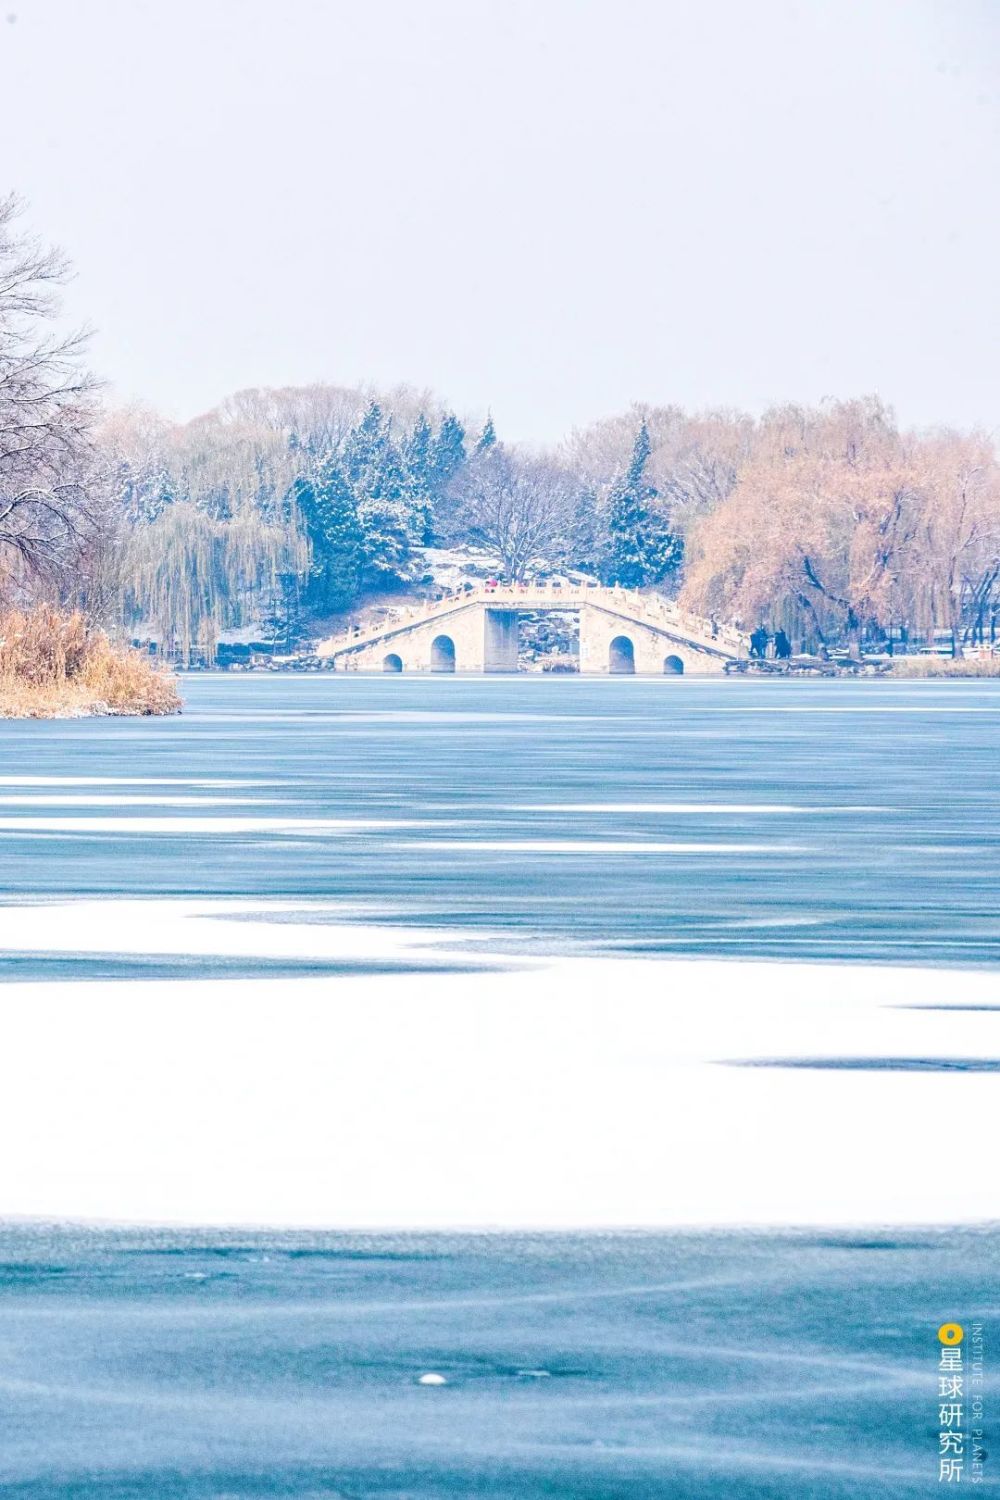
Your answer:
(431, 635), (456, 673)
(383, 652), (403, 673)
(664, 654), (684, 675)
(609, 635), (635, 674)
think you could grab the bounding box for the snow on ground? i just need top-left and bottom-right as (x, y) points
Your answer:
(0, 898), (995, 1229)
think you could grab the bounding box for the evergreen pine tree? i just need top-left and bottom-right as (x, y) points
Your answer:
(358, 490), (419, 588)
(402, 412), (435, 544)
(329, 402), (421, 589)
(475, 413), (497, 453)
(429, 413), (467, 495)
(343, 400), (388, 490)
(358, 431), (420, 588)
(570, 487), (601, 573)
(604, 422), (682, 587)
(404, 412), (433, 477)
(295, 460), (364, 611)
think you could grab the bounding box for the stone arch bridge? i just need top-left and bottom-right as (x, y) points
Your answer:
(317, 583), (747, 674)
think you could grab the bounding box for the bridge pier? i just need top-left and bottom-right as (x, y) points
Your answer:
(484, 609), (520, 672)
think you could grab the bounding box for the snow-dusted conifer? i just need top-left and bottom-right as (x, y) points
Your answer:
(604, 422), (682, 587)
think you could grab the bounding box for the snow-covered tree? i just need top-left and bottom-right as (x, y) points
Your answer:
(604, 422), (682, 588)
(447, 446), (577, 581)
(295, 460), (364, 611)
(475, 413), (497, 454)
(402, 412), (435, 544)
(430, 413), (467, 495)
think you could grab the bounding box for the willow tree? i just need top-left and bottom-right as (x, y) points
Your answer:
(905, 437), (1000, 652)
(679, 401), (919, 649)
(123, 502), (308, 662)
(680, 451), (920, 650)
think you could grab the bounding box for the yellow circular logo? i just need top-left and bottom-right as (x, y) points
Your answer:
(938, 1323), (964, 1346)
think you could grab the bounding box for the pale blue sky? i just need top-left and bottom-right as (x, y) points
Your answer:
(2, 0), (998, 440)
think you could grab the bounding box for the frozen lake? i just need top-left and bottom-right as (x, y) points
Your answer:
(0, 1220), (989, 1499)
(0, 675), (995, 1496)
(2, 672), (1000, 966)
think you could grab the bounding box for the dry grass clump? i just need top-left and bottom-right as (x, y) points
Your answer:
(889, 654), (1000, 678)
(0, 606), (181, 718)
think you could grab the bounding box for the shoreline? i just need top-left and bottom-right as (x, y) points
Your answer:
(0, 693), (181, 720)
(168, 660), (1000, 678)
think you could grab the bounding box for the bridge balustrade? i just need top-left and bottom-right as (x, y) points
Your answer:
(320, 579), (746, 663)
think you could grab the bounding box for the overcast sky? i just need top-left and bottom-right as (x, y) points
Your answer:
(2, 0), (998, 441)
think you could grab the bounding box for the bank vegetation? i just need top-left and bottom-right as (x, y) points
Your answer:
(3, 193), (1000, 682)
(0, 195), (179, 715)
(887, 655), (1000, 678)
(95, 389), (1000, 664)
(0, 607), (180, 718)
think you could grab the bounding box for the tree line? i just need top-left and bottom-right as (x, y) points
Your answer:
(91, 389), (1000, 661)
(3, 195), (999, 661)
(92, 385), (688, 658)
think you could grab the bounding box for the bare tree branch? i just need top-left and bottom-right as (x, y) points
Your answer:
(444, 446), (578, 581)
(0, 193), (104, 603)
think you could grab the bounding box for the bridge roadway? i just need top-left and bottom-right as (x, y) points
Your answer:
(317, 583), (748, 675)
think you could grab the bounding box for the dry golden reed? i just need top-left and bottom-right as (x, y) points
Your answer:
(0, 606), (181, 718)
(889, 654), (1000, 678)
